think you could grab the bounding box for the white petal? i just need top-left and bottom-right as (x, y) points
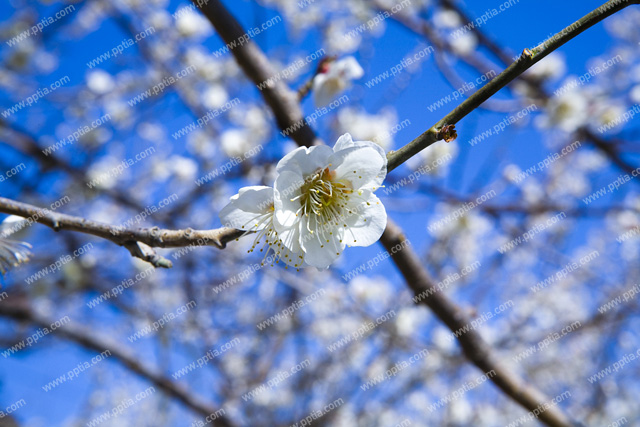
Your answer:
(278, 246), (306, 268)
(0, 238), (31, 275)
(343, 193), (387, 247)
(333, 133), (387, 187)
(312, 72), (327, 91)
(276, 145), (333, 175)
(273, 169), (306, 254)
(312, 75), (347, 108)
(330, 146), (386, 189)
(311, 74), (328, 107)
(312, 57), (362, 108)
(300, 215), (345, 269)
(0, 215), (28, 238)
(219, 186), (273, 230)
(273, 227), (306, 268)
(350, 139), (387, 163)
(333, 133), (356, 151)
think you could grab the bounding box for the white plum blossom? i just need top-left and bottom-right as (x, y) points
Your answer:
(219, 134), (388, 269)
(433, 9), (463, 29)
(596, 101), (627, 129)
(537, 90), (590, 132)
(86, 70), (115, 94)
(175, 9), (212, 39)
(312, 56), (364, 107)
(168, 155), (198, 181)
(273, 133), (387, 268)
(326, 22), (362, 53)
(148, 10), (171, 31)
(185, 48), (224, 81)
(220, 128), (253, 158)
(202, 85), (229, 110)
(450, 32), (478, 55)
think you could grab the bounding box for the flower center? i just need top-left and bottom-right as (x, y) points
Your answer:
(289, 166), (372, 251)
(299, 167), (351, 218)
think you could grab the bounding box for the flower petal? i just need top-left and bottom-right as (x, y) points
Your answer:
(279, 246), (306, 268)
(333, 133), (356, 152)
(273, 170), (305, 230)
(272, 227), (306, 268)
(0, 215), (28, 239)
(0, 238), (31, 275)
(300, 215), (345, 269)
(312, 57), (362, 107)
(343, 192), (387, 247)
(330, 146), (386, 190)
(333, 138), (387, 187)
(276, 145), (333, 175)
(333, 134), (387, 185)
(219, 186), (274, 230)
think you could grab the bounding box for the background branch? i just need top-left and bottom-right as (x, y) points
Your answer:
(197, 0), (322, 148)
(0, 298), (234, 427)
(379, 219), (576, 427)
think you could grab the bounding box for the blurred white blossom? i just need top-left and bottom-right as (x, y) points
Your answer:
(312, 56), (363, 107)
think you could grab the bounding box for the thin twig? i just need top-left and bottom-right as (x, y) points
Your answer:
(386, 0), (640, 172)
(436, 0), (639, 178)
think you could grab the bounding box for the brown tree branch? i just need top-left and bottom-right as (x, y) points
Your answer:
(0, 123), (163, 219)
(0, 197), (244, 268)
(434, 0), (639, 178)
(379, 219), (576, 426)
(195, 0), (322, 148)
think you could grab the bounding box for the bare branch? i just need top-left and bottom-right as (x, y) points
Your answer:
(194, 0), (322, 147)
(386, 0), (640, 172)
(380, 218), (577, 427)
(434, 0), (639, 178)
(0, 123), (160, 217)
(0, 197), (244, 268)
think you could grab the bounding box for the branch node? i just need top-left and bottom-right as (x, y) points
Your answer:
(521, 48), (535, 60)
(150, 226), (163, 242)
(438, 124), (457, 143)
(125, 241), (173, 269)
